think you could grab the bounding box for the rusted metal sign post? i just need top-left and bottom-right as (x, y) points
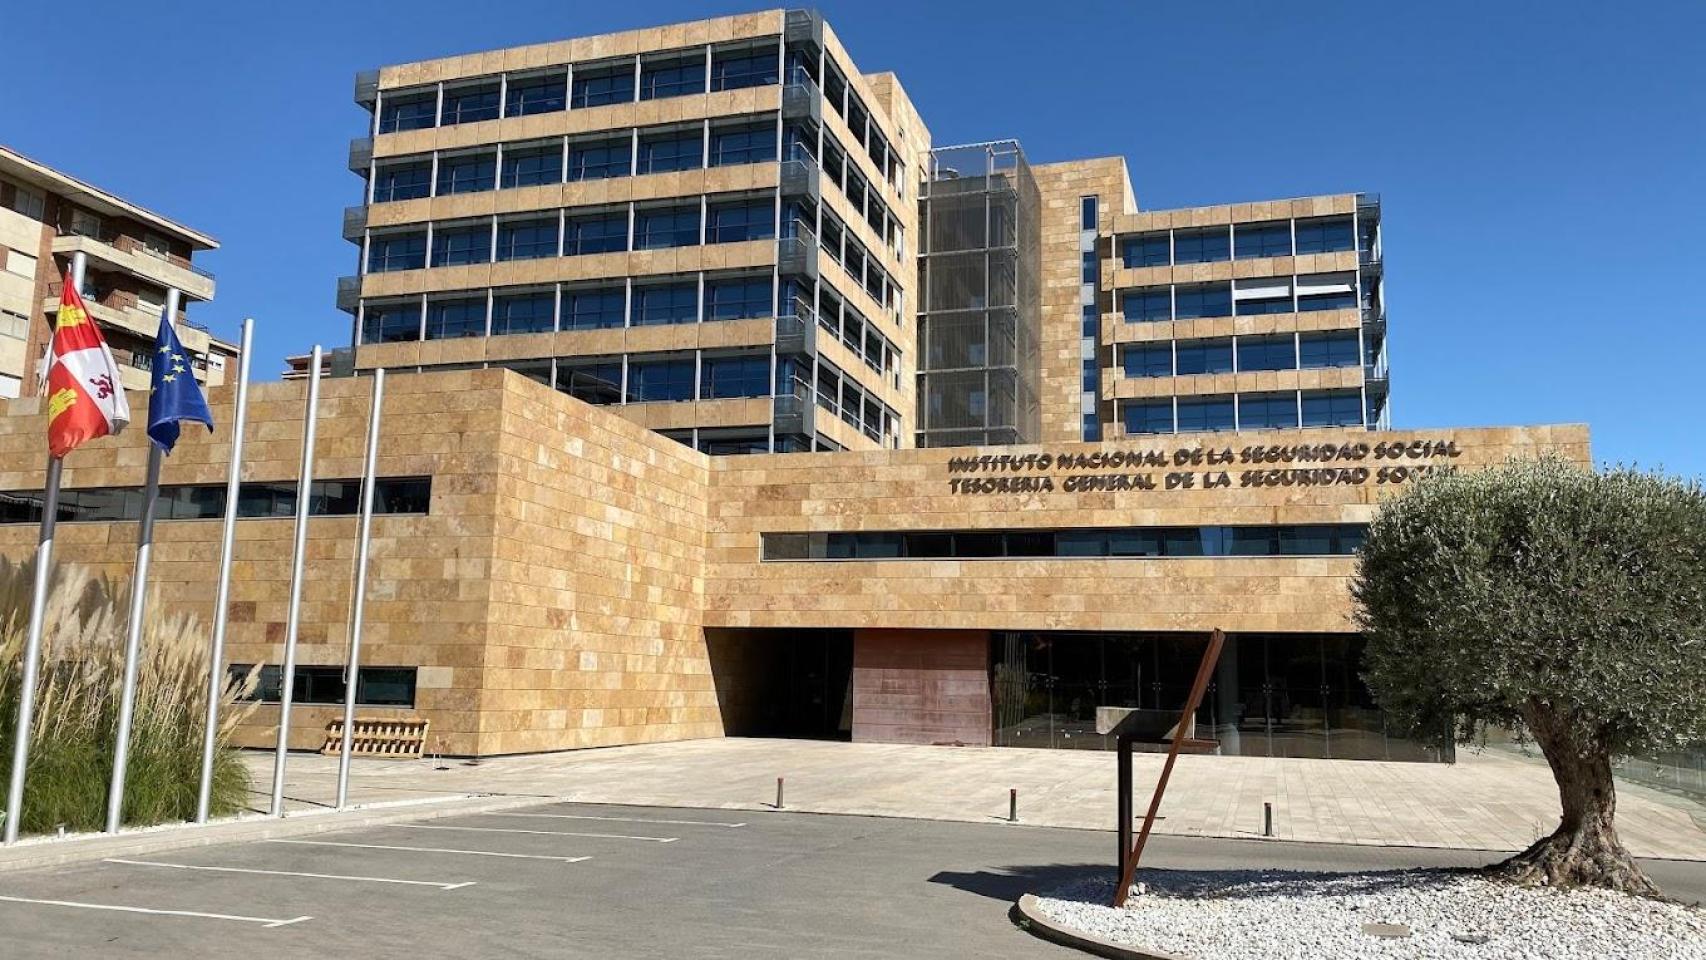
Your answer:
(1109, 628), (1226, 907)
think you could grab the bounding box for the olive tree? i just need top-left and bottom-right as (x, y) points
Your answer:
(1353, 456), (1706, 896)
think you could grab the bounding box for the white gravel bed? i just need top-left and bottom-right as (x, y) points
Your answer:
(1033, 869), (1706, 960)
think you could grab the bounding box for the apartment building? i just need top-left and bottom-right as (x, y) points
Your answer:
(339, 10), (925, 454)
(0, 146), (237, 399)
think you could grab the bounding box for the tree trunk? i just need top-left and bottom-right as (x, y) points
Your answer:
(1489, 701), (1658, 896)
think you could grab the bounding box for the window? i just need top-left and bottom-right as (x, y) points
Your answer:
(496, 218), (559, 261)
(711, 123), (777, 166)
(711, 47), (779, 91)
(698, 432), (771, 455)
(564, 212), (629, 255)
(232, 665), (417, 708)
(1121, 232), (1169, 268)
(1237, 335), (1296, 372)
(379, 93), (435, 133)
(1239, 391), (1299, 429)
(4, 183), (45, 220)
(1174, 283), (1232, 319)
(1173, 226), (1229, 264)
(441, 84), (499, 125)
(1080, 196), (1099, 231)
(1299, 288), (1358, 311)
(572, 64), (634, 108)
(1081, 251), (1096, 283)
(367, 233), (426, 273)
(701, 354), (770, 398)
(1302, 389), (1365, 427)
(3, 249), (37, 280)
(638, 131), (703, 174)
(1121, 287), (1171, 322)
(626, 357), (695, 401)
(1122, 344), (1172, 378)
(3, 477), (431, 526)
(641, 57), (706, 100)
(558, 361), (623, 404)
(431, 225), (490, 266)
(436, 152), (495, 194)
(561, 287), (625, 330)
(755, 525), (1366, 561)
(1177, 396), (1235, 432)
(707, 200), (774, 243)
(705, 276), (772, 320)
(1299, 331), (1360, 368)
(373, 161), (431, 202)
(67, 208), (103, 239)
(634, 205), (700, 249)
(632, 283), (697, 326)
(491, 292), (555, 335)
(1235, 221), (1291, 260)
(1081, 303), (1098, 337)
(1176, 339), (1234, 375)
(1295, 216), (1355, 255)
(1123, 400), (1173, 435)
(425, 298), (485, 339)
(501, 146), (561, 189)
(505, 74), (566, 116)
(567, 137), (631, 181)
(361, 302), (420, 343)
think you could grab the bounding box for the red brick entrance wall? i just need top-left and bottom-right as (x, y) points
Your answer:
(851, 629), (992, 746)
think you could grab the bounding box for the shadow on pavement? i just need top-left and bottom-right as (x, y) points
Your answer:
(928, 863), (1112, 902)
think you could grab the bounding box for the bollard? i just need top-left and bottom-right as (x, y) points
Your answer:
(1263, 802), (1273, 838)
(1009, 788), (1018, 823)
(776, 776), (785, 810)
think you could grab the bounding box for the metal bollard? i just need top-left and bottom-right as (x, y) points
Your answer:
(1263, 802), (1273, 838)
(776, 776), (785, 810)
(1009, 788), (1018, 823)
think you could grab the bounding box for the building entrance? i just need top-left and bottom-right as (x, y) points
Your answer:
(706, 629), (853, 740)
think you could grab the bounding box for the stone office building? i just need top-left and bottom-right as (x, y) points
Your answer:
(0, 371), (1587, 761)
(0, 11), (1576, 763)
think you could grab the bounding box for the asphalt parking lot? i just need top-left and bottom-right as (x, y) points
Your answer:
(3, 802), (1702, 959)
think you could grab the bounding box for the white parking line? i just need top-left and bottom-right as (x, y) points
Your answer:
(495, 812), (748, 828)
(266, 839), (590, 862)
(0, 894), (309, 928)
(397, 823), (678, 843)
(104, 858), (477, 891)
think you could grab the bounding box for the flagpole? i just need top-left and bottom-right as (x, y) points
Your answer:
(104, 289), (181, 834)
(269, 345), (321, 817)
(195, 318), (253, 824)
(336, 368), (384, 810)
(4, 251), (87, 845)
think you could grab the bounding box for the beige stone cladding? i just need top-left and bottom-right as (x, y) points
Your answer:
(1029, 158), (1137, 445)
(703, 426), (1591, 635)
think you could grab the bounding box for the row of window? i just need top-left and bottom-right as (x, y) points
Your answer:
(550, 350), (775, 403)
(377, 42), (783, 133)
(361, 273), (777, 343)
(786, 278), (898, 378)
(655, 428), (819, 456)
(0, 478), (432, 525)
(1121, 331), (1363, 378)
(761, 524), (1369, 561)
(1120, 273), (1360, 323)
(1121, 390), (1367, 435)
(808, 53), (906, 194)
(232, 664), (417, 708)
(372, 118), (784, 202)
(365, 196), (776, 273)
(1119, 216), (1357, 268)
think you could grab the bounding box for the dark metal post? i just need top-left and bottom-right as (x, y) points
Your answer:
(1009, 788), (1017, 823)
(1117, 735), (1133, 884)
(1264, 802), (1273, 838)
(775, 777), (784, 810)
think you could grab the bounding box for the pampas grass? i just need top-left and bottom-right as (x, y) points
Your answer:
(0, 556), (256, 835)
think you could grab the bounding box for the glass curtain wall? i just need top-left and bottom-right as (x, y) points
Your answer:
(990, 631), (1449, 762)
(916, 141), (1042, 447)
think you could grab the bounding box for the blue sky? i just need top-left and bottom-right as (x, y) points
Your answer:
(4, 1), (1701, 474)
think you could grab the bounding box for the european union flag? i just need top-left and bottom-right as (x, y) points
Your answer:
(147, 307), (214, 453)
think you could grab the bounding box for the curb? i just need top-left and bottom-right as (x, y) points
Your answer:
(1012, 893), (1190, 960)
(0, 793), (553, 875)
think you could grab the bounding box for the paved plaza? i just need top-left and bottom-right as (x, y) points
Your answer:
(3, 800), (1701, 959)
(245, 738), (1706, 861)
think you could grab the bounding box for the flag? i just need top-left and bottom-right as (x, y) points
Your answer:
(147, 305), (214, 453)
(45, 270), (130, 458)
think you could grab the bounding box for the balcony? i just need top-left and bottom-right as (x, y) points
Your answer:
(772, 378), (816, 436)
(784, 8), (823, 46)
(777, 220), (819, 281)
(52, 233), (215, 302)
(781, 64), (821, 124)
(349, 136), (373, 173)
(336, 276), (361, 313)
(779, 154), (820, 203)
(775, 298), (817, 358)
(342, 205), (368, 242)
(39, 293), (216, 357)
(354, 69), (380, 108)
